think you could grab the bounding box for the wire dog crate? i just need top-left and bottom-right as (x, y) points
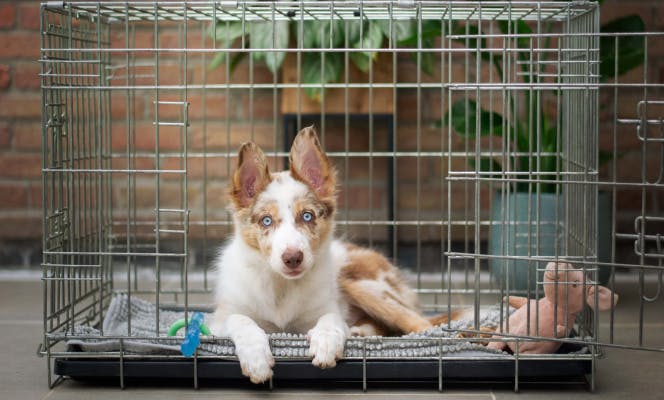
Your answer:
(39, 0), (663, 391)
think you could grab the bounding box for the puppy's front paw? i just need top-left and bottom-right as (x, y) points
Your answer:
(307, 327), (345, 369)
(235, 337), (274, 383)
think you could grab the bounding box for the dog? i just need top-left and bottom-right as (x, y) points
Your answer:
(209, 126), (445, 384)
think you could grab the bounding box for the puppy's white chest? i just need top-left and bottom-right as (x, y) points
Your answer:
(261, 284), (312, 331)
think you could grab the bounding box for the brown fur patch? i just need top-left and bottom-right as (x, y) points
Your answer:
(339, 245), (391, 282)
(339, 244), (432, 334)
(427, 309), (470, 327)
(456, 327), (496, 346)
(234, 208), (260, 250)
(237, 200), (280, 254)
(289, 126), (337, 200)
(230, 142), (271, 209)
(382, 290), (409, 308)
(342, 279), (433, 333)
(290, 191), (336, 252)
(350, 315), (389, 337)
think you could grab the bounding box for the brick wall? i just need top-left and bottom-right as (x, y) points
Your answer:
(1, 1), (662, 266)
(0, 1), (42, 252)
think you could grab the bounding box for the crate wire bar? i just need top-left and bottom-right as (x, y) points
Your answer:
(39, 0), (663, 391)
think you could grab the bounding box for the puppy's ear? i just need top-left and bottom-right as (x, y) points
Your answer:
(231, 142), (271, 208)
(289, 126), (336, 199)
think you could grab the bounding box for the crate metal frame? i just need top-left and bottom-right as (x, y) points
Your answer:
(38, 0), (663, 391)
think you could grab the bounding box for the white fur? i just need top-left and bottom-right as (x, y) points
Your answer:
(263, 173), (315, 277)
(210, 172), (350, 383)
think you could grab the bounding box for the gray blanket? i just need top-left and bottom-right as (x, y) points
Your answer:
(66, 293), (518, 358)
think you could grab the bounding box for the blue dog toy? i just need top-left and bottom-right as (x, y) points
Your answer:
(167, 312), (211, 357)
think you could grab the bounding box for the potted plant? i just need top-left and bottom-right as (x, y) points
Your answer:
(208, 16), (440, 113)
(444, 12), (645, 294)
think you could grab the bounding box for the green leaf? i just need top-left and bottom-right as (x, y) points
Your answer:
(208, 50), (246, 73)
(249, 20), (289, 74)
(396, 20), (441, 77)
(302, 52), (343, 101)
(469, 157), (503, 173)
(512, 121), (530, 155)
(419, 46), (436, 76)
(209, 21), (245, 43)
(208, 51), (227, 71)
(378, 19), (415, 43)
(497, 19), (533, 81)
(444, 99), (504, 138)
(600, 15), (645, 80)
(448, 22), (504, 78)
(349, 21), (384, 73)
(598, 150), (613, 166)
(301, 20), (345, 49)
(497, 19), (532, 49)
(398, 20), (442, 47)
(207, 21), (246, 71)
(451, 24), (494, 63)
(542, 124), (558, 153)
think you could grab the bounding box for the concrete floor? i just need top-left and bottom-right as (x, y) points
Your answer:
(1, 275), (663, 400)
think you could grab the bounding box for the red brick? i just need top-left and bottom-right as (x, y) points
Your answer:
(396, 124), (445, 152)
(155, 93), (229, 120)
(110, 29), (154, 51)
(13, 62), (40, 90)
(201, 61), (276, 86)
(237, 91), (279, 120)
(110, 156), (154, 172)
(658, 7), (664, 31)
(614, 188), (644, 212)
(114, 184), (149, 210)
(0, 153), (42, 179)
(18, 3), (39, 30)
(156, 30), (204, 52)
(29, 183), (42, 208)
(320, 122), (390, 152)
(13, 122), (41, 150)
(598, 122), (641, 154)
(397, 157), (432, 182)
(110, 92), (146, 120)
(645, 33), (664, 57)
(114, 181), (185, 210)
(0, 216), (41, 239)
(336, 158), (370, 180)
(336, 158), (390, 183)
(337, 186), (384, 210)
(189, 93), (231, 120)
(109, 49), (200, 87)
(111, 122), (183, 152)
(0, 32), (39, 59)
(161, 156), (230, 181)
(190, 122), (278, 151)
(0, 93), (41, 118)
(0, 4), (15, 29)
(203, 182), (231, 212)
(396, 182), (444, 211)
(600, 3), (656, 29)
(0, 64), (9, 89)
(0, 123), (10, 148)
(0, 183), (28, 208)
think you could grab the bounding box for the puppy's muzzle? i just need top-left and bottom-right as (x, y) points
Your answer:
(282, 248), (304, 270)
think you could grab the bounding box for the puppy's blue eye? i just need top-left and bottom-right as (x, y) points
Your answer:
(302, 212), (313, 222)
(261, 216), (272, 227)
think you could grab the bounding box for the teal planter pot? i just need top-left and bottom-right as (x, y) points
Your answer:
(489, 191), (564, 296)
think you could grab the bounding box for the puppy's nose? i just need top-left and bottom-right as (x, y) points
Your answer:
(282, 249), (303, 269)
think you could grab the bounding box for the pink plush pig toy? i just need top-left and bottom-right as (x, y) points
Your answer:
(487, 262), (618, 354)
